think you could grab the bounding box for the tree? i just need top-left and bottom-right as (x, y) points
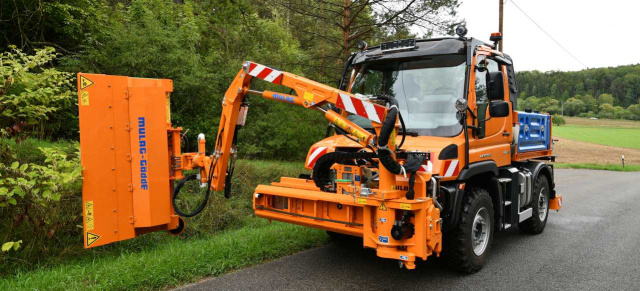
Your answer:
(519, 91), (527, 99)
(623, 73), (640, 107)
(575, 82), (584, 95)
(612, 106), (629, 119)
(272, 0), (463, 81)
(628, 104), (640, 120)
(541, 98), (560, 114)
(552, 115), (565, 126)
(577, 94), (598, 113)
(597, 93), (615, 105)
(66, 0), (328, 160)
(561, 89), (570, 101)
(563, 97), (585, 116)
(550, 83), (557, 98)
(0, 0), (101, 53)
(597, 103), (615, 119)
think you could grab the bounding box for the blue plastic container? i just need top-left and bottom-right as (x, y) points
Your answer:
(516, 111), (551, 153)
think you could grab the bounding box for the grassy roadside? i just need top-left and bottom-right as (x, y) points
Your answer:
(0, 218), (327, 291)
(2, 137), (324, 290)
(554, 163), (640, 172)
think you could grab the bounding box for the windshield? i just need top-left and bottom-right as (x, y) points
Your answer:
(348, 55), (466, 137)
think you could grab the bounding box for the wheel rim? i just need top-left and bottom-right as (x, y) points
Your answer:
(538, 187), (548, 221)
(472, 207), (490, 256)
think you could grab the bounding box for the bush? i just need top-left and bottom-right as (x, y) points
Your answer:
(0, 139), (82, 271)
(563, 97), (586, 116)
(0, 137), (309, 274)
(0, 47), (76, 140)
(552, 115), (566, 126)
(628, 104), (640, 120)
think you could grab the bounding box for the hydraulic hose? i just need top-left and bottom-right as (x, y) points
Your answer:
(398, 111), (406, 149)
(377, 103), (423, 175)
(172, 154), (218, 218)
(376, 100), (425, 200)
(172, 174), (210, 217)
(377, 105), (397, 148)
(377, 96), (406, 150)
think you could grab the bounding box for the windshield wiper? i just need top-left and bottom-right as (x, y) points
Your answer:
(398, 129), (419, 136)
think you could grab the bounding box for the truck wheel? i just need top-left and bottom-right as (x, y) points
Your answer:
(519, 175), (550, 234)
(447, 187), (494, 273)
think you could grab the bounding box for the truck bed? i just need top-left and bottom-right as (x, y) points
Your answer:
(514, 111), (553, 160)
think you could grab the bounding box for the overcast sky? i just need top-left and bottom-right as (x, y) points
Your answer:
(443, 0), (640, 72)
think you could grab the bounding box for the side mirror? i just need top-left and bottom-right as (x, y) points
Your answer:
(489, 100), (510, 117)
(455, 98), (468, 112)
(486, 71), (504, 100)
(490, 55), (512, 66)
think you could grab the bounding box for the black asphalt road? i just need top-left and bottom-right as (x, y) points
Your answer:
(178, 169), (640, 291)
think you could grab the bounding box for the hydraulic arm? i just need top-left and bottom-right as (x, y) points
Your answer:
(169, 61), (392, 212)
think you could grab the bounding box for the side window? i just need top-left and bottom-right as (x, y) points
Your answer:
(353, 69), (383, 95)
(474, 55), (499, 138)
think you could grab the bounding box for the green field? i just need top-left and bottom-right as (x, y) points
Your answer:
(553, 126), (640, 149)
(553, 117), (640, 150)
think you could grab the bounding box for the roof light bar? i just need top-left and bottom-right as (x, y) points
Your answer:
(380, 39), (416, 53)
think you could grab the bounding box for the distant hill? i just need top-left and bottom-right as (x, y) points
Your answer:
(515, 64), (640, 120)
(516, 64), (640, 107)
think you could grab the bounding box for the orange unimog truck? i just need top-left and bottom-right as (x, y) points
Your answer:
(77, 27), (562, 273)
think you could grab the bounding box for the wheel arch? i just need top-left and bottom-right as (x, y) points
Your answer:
(516, 161), (556, 199)
(447, 161), (503, 231)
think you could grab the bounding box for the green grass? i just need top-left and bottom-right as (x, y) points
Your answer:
(553, 126), (640, 149)
(0, 218), (327, 291)
(2, 137), (316, 289)
(554, 163), (640, 172)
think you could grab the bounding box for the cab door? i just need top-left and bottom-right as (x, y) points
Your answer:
(468, 53), (512, 166)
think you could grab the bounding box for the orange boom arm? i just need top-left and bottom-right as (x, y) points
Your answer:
(171, 61), (389, 194)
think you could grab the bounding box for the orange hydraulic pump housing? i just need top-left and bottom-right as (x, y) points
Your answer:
(78, 61), (442, 269)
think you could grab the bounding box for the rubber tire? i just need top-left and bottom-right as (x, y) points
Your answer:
(519, 175), (550, 234)
(446, 187), (495, 274)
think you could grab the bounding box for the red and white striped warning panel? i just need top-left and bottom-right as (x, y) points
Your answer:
(417, 161), (433, 173)
(442, 160), (460, 177)
(247, 62), (283, 85)
(306, 146), (328, 168)
(335, 93), (386, 123)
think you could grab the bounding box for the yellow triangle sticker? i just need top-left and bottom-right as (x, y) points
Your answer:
(379, 202), (387, 211)
(80, 75), (94, 89)
(86, 232), (100, 247)
(303, 91), (314, 101)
